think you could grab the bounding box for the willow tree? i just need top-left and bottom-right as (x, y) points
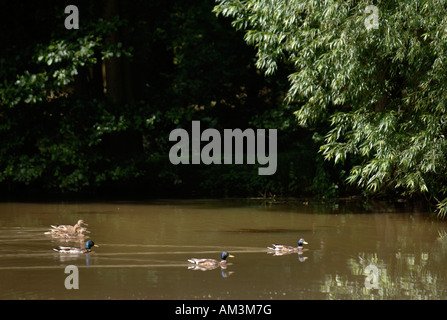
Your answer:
(214, 0), (447, 216)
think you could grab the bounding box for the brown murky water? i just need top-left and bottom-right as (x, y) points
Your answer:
(1, 200), (447, 300)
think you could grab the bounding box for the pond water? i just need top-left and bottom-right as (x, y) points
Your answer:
(1, 200), (447, 300)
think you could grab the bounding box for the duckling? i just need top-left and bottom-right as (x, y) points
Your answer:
(268, 238), (308, 253)
(188, 251), (234, 269)
(53, 240), (98, 254)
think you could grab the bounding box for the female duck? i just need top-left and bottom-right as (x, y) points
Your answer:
(46, 226), (90, 238)
(268, 238), (308, 253)
(188, 251), (234, 268)
(49, 220), (88, 235)
(54, 240), (98, 254)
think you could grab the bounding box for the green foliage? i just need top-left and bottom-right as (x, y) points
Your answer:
(0, 3), (136, 194)
(215, 0), (447, 216)
(0, 0), (343, 200)
(0, 98), (142, 193)
(310, 155), (339, 200)
(2, 36), (98, 107)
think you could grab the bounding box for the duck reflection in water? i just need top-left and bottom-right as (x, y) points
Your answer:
(55, 252), (95, 265)
(268, 250), (309, 262)
(188, 264), (234, 277)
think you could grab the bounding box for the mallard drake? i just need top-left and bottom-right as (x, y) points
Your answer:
(188, 251), (234, 269)
(268, 238), (309, 253)
(53, 240), (98, 254)
(49, 220), (88, 235)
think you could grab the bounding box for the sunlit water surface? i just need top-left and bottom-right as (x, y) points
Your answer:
(1, 200), (447, 300)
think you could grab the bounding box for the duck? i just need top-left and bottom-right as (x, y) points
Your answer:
(45, 226), (90, 238)
(49, 220), (88, 235)
(188, 251), (234, 269)
(268, 238), (309, 253)
(53, 240), (99, 254)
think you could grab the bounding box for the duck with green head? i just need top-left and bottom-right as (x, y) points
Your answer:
(268, 238), (309, 253)
(188, 251), (234, 269)
(53, 240), (99, 254)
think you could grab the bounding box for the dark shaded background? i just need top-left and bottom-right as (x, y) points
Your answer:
(0, 0), (348, 200)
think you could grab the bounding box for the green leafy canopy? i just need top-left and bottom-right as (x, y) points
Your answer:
(214, 0), (447, 216)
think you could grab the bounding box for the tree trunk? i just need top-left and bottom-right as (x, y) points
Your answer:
(103, 0), (133, 103)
